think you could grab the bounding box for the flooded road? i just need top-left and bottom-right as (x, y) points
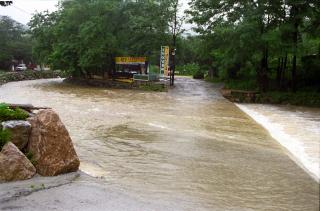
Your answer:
(0, 77), (319, 210)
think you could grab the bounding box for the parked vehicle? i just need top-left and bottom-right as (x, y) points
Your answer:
(16, 64), (27, 71)
(32, 65), (50, 71)
(27, 63), (37, 70)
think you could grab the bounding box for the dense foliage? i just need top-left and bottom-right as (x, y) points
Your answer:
(29, 0), (180, 78)
(0, 103), (31, 152)
(0, 103), (29, 122)
(175, 63), (205, 78)
(257, 91), (320, 107)
(0, 16), (32, 70)
(2, 0), (319, 105)
(187, 0), (320, 92)
(0, 103), (28, 150)
(0, 129), (10, 151)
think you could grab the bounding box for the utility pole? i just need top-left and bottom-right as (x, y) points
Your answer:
(170, 0), (178, 86)
(171, 47), (176, 86)
(169, 0), (185, 86)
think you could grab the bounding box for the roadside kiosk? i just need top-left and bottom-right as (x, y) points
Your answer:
(114, 57), (148, 79)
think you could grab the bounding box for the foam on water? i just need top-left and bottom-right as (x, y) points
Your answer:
(236, 103), (320, 182)
(148, 122), (170, 130)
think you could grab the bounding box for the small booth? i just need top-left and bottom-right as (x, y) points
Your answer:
(114, 57), (148, 79)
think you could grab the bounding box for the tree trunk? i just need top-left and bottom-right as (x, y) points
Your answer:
(281, 53), (287, 90)
(276, 57), (281, 89)
(292, 21), (298, 92)
(208, 68), (214, 79)
(170, 1), (178, 86)
(171, 34), (176, 86)
(257, 18), (269, 92)
(292, 55), (297, 92)
(259, 44), (269, 92)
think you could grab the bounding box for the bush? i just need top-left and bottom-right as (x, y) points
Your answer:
(257, 91), (320, 107)
(149, 65), (159, 74)
(238, 62), (256, 78)
(301, 55), (320, 87)
(0, 103), (29, 122)
(193, 70), (204, 79)
(0, 129), (10, 151)
(205, 77), (223, 83)
(176, 63), (201, 76)
(224, 78), (258, 91)
(139, 83), (166, 92)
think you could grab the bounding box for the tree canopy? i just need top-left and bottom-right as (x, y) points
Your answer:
(187, 0), (320, 91)
(29, 0), (179, 78)
(0, 16), (32, 70)
(24, 0), (320, 93)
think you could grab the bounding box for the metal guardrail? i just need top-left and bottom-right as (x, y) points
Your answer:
(133, 74), (149, 81)
(148, 73), (159, 81)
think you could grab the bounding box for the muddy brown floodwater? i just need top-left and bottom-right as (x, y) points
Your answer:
(0, 77), (318, 210)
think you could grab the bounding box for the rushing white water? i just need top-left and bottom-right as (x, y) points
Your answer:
(236, 103), (320, 182)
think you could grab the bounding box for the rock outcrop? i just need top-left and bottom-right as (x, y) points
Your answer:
(0, 142), (36, 182)
(27, 109), (80, 176)
(2, 120), (31, 150)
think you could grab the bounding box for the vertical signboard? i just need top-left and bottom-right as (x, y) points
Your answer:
(160, 46), (170, 76)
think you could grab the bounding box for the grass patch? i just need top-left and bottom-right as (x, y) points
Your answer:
(257, 91), (320, 107)
(206, 77), (258, 90)
(223, 79), (258, 91)
(0, 70), (8, 75)
(176, 63), (199, 76)
(206, 76), (320, 107)
(193, 71), (204, 79)
(139, 83), (166, 92)
(25, 151), (37, 165)
(0, 129), (10, 151)
(0, 103), (29, 122)
(205, 77), (223, 83)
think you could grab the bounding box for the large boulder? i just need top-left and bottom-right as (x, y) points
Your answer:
(27, 109), (80, 176)
(0, 142), (36, 182)
(2, 120), (31, 150)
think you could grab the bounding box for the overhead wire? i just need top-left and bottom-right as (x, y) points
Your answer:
(11, 5), (32, 15)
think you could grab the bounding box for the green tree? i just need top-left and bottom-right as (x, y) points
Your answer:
(29, 0), (173, 78)
(0, 16), (32, 70)
(187, 0), (320, 92)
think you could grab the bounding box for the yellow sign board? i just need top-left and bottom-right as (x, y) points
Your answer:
(115, 57), (147, 65)
(160, 46), (170, 76)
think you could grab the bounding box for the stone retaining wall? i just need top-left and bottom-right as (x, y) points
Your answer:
(65, 78), (167, 91)
(220, 88), (259, 103)
(0, 70), (65, 85)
